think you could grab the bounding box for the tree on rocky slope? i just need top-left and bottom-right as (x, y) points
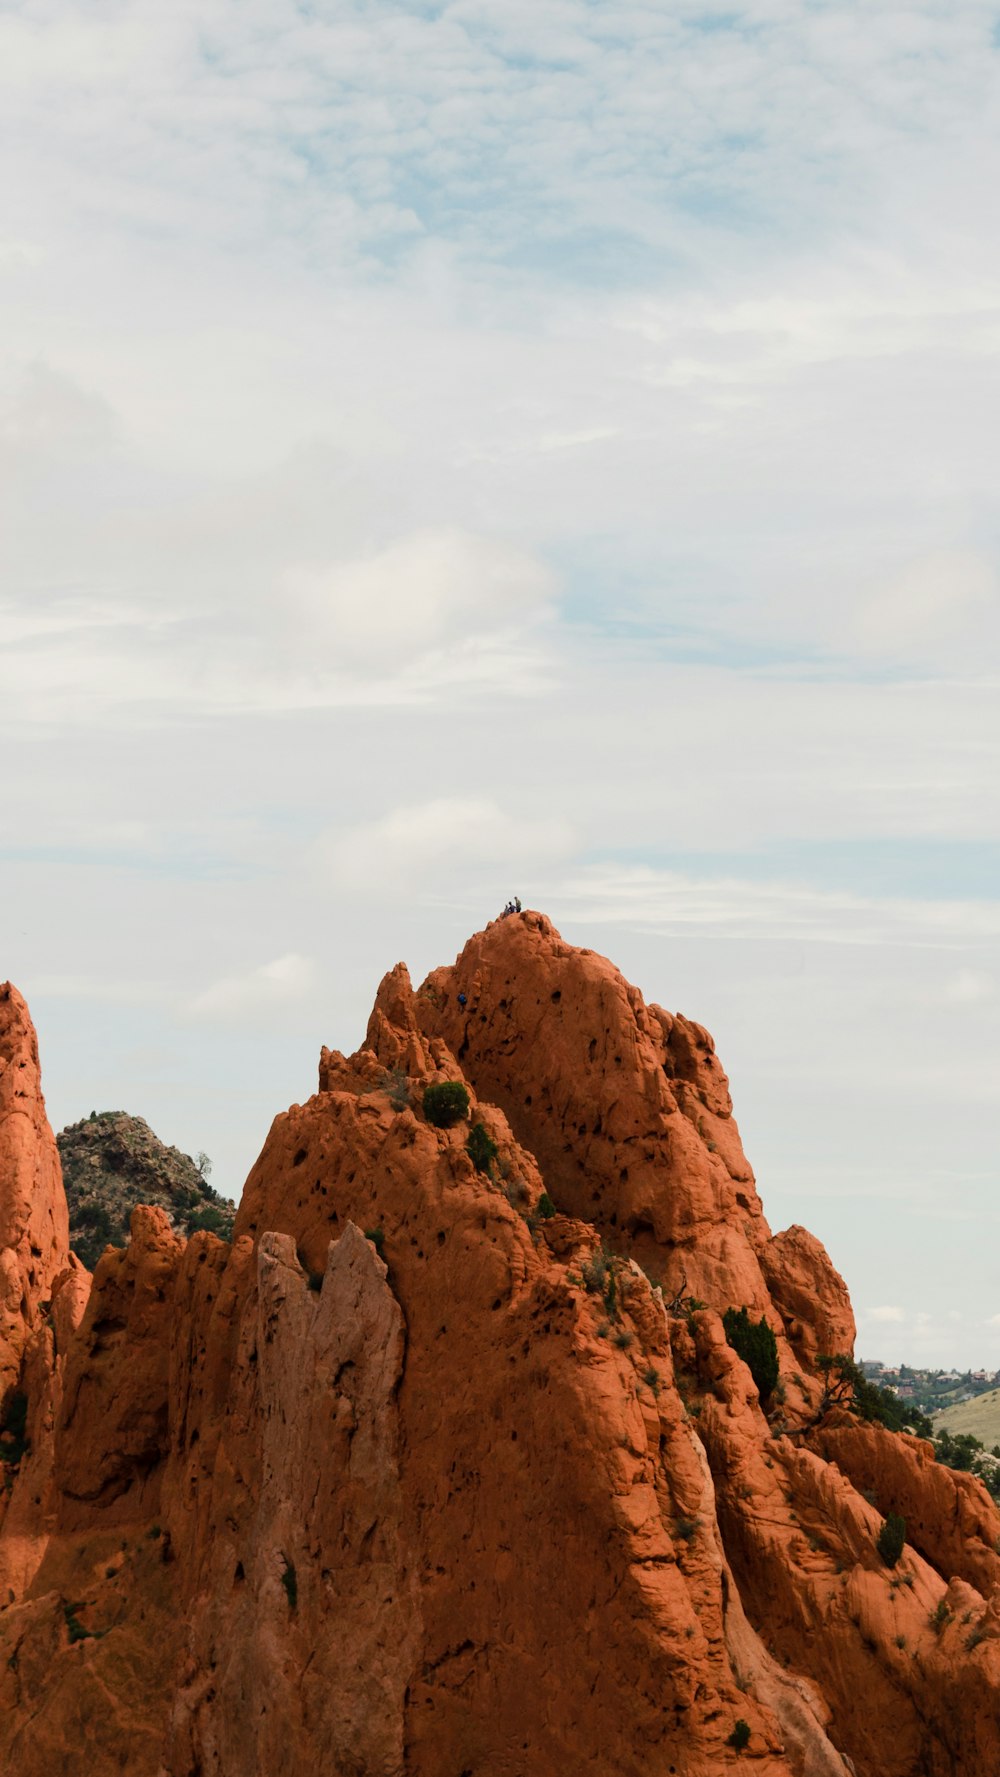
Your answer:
(57, 1112), (235, 1269)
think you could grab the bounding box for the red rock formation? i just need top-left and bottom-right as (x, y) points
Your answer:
(0, 920), (997, 1776)
(0, 982), (77, 1400)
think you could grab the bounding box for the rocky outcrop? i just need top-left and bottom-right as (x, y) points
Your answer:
(419, 912), (783, 1320)
(58, 1110), (235, 1269)
(168, 1223), (418, 1777)
(0, 919), (998, 1776)
(0, 982), (78, 1400)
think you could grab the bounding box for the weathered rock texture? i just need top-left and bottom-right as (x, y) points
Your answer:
(0, 917), (998, 1776)
(0, 982), (79, 1399)
(58, 1110), (235, 1269)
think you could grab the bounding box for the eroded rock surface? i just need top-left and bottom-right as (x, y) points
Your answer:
(0, 919), (998, 1776)
(58, 1110), (235, 1269)
(0, 982), (76, 1400)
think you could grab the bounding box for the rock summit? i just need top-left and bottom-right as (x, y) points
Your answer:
(0, 917), (998, 1776)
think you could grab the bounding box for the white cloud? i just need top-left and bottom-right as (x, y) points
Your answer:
(284, 529), (553, 666)
(855, 551), (998, 664)
(2, 0), (999, 1367)
(867, 1306), (906, 1324)
(330, 797), (576, 896)
(549, 863), (1000, 950)
(946, 969), (995, 1004)
(187, 953), (315, 1024)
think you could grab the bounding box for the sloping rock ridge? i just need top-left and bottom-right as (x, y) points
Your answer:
(0, 918), (998, 1776)
(58, 1110), (236, 1269)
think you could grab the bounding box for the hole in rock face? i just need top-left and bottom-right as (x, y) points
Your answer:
(292, 1148), (308, 1168)
(233, 1561), (245, 1585)
(736, 1192), (750, 1211)
(551, 990), (561, 1003)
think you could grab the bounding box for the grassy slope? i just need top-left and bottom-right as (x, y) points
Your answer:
(933, 1387), (1000, 1446)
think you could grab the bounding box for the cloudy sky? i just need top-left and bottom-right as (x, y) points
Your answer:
(3, 0), (998, 1366)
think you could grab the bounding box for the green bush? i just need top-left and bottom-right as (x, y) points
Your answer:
(876, 1512), (906, 1567)
(537, 1192), (556, 1219)
(728, 1718), (751, 1751)
(466, 1121), (498, 1174)
(936, 1429), (984, 1473)
(422, 1081), (470, 1128)
(581, 1248), (609, 1295)
(0, 1390), (29, 1465)
(63, 1601), (91, 1644)
(723, 1308), (779, 1406)
(186, 1205), (228, 1236)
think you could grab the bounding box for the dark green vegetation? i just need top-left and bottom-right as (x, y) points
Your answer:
(932, 1428), (1000, 1498)
(63, 1602), (91, 1644)
(0, 1391), (28, 1466)
(727, 1719), (751, 1751)
(723, 1308), (779, 1407)
(876, 1513), (906, 1567)
(815, 1358), (1000, 1496)
(58, 1111), (235, 1268)
(421, 1081), (470, 1128)
(466, 1121), (498, 1174)
(817, 1355), (933, 1437)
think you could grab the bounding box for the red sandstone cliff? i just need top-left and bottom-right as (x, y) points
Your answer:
(0, 919), (997, 1776)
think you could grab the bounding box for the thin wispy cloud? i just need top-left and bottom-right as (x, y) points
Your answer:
(2, 0), (998, 1365)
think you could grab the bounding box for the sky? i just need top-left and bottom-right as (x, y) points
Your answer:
(2, 0), (998, 1368)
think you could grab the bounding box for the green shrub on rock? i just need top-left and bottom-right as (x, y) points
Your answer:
(723, 1307), (779, 1406)
(727, 1718), (751, 1751)
(877, 1513), (906, 1567)
(466, 1121), (498, 1174)
(422, 1082), (470, 1127)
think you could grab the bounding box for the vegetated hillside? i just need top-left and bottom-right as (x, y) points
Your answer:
(2, 924), (1000, 1777)
(934, 1387), (1000, 1447)
(57, 1111), (235, 1269)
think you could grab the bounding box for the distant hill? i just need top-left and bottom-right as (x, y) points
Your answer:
(57, 1111), (236, 1270)
(933, 1387), (1000, 1450)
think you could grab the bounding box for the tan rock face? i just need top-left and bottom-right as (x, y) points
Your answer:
(0, 922), (998, 1777)
(0, 982), (75, 1402)
(762, 1225), (857, 1372)
(417, 912), (779, 1309)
